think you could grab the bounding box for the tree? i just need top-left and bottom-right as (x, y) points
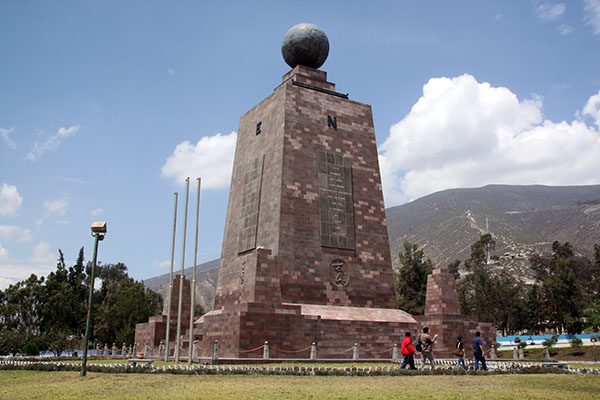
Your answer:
(522, 284), (545, 334)
(584, 301), (600, 332)
(458, 234), (527, 334)
(0, 274), (45, 354)
(531, 242), (585, 334)
(93, 263), (162, 345)
(395, 241), (433, 315)
(447, 259), (461, 280)
(464, 233), (495, 270)
(39, 251), (84, 354)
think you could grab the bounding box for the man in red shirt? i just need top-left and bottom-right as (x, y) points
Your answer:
(400, 331), (416, 370)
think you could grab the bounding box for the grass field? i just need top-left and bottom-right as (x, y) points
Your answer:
(0, 371), (599, 399)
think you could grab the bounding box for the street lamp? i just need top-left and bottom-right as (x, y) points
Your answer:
(81, 221), (107, 377)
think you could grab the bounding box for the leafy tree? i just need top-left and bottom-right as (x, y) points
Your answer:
(194, 303), (206, 318)
(0, 250), (162, 355)
(39, 252), (84, 354)
(531, 242), (585, 334)
(542, 335), (558, 350)
(0, 274), (45, 354)
(584, 301), (600, 332)
(464, 233), (495, 270)
(458, 234), (528, 334)
(570, 336), (583, 352)
(446, 259), (461, 280)
(523, 284), (545, 334)
(395, 241), (433, 315)
(91, 263), (162, 345)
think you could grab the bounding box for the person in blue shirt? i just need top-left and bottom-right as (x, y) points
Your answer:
(472, 331), (488, 371)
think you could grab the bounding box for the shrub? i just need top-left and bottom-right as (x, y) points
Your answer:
(23, 342), (40, 356)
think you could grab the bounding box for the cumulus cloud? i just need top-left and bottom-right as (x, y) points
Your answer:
(0, 242), (57, 289)
(44, 198), (69, 216)
(90, 208), (103, 217)
(583, 90), (600, 126)
(584, 0), (600, 36)
(379, 74), (600, 205)
(534, 2), (565, 22)
(26, 125), (81, 161)
(0, 183), (23, 216)
(0, 225), (33, 243)
(161, 131), (237, 189)
(0, 127), (16, 149)
(28, 242), (55, 265)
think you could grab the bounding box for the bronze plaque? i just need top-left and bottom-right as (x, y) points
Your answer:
(238, 156), (264, 253)
(318, 151), (355, 250)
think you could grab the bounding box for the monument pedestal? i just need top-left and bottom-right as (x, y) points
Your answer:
(199, 249), (416, 358)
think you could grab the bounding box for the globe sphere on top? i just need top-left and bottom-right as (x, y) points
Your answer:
(281, 23), (329, 69)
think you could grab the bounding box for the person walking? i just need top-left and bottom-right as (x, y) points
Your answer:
(472, 331), (488, 371)
(400, 332), (416, 370)
(454, 336), (467, 371)
(419, 327), (438, 370)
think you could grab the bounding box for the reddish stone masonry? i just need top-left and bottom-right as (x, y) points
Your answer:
(136, 66), (494, 360)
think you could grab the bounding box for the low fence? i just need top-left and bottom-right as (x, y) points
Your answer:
(1, 358), (599, 376)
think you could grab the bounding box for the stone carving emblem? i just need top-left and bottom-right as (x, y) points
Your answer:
(329, 259), (349, 287)
(240, 261), (246, 286)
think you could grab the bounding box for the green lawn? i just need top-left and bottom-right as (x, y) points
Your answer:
(0, 371), (599, 399)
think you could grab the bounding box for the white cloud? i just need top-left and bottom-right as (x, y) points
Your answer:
(90, 208), (104, 217)
(0, 225), (33, 243)
(153, 260), (171, 268)
(0, 243), (9, 261)
(0, 241), (57, 289)
(583, 90), (600, 126)
(379, 74), (600, 205)
(0, 183), (23, 216)
(28, 242), (55, 265)
(44, 198), (69, 216)
(557, 23), (574, 35)
(168, 69), (175, 76)
(584, 0), (600, 36)
(25, 125), (81, 161)
(534, 2), (566, 22)
(161, 131), (237, 189)
(0, 127), (16, 149)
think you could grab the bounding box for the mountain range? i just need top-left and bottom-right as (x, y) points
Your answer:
(144, 184), (600, 310)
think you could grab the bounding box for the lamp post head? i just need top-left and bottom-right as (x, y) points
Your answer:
(91, 221), (107, 234)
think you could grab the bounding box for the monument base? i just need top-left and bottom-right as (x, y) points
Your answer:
(197, 248), (416, 359)
(198, 303), (416, 359)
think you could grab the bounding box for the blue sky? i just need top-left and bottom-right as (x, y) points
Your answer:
(1, 1), (600, 288)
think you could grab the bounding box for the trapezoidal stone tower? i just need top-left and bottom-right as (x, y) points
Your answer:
(198, 23), (416, 359)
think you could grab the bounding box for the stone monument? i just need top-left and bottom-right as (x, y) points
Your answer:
(134, 274), (191, 354)
(197, 23), (416, 358)
(414, 268), (496, 356)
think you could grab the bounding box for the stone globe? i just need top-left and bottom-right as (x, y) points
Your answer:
(281, 23), (329, 69)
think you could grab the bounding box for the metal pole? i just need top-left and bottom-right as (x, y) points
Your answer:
(164, 192), (178, 362)
(81, 233), (101, 377)
(175, 177), (190, 363)
(188, 177), (201, 365)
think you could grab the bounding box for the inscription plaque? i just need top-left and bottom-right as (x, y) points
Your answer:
(238, 156), (264, 253)
(318, 151), (355, 250)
